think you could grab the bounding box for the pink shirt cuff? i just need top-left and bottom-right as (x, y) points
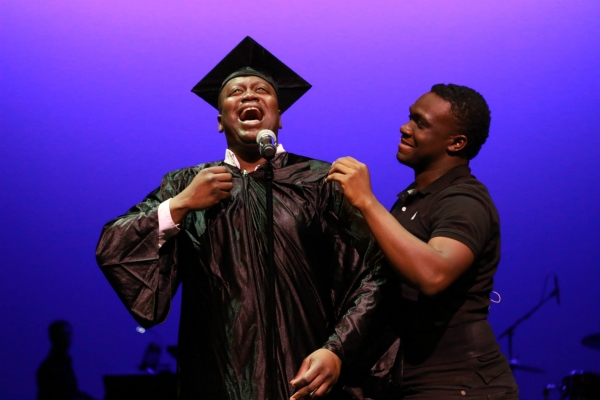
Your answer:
(158, 199), (180, 248)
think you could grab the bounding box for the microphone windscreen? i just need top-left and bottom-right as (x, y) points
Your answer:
(257, 129), (276, 145)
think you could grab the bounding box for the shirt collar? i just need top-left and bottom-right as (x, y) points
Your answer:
(224, 143), (286, 171)
(398, 164), (472, 199)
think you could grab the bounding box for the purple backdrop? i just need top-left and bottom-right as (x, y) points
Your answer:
(2, 1), (599, 399)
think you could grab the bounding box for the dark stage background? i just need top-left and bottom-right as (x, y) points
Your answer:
(2, 1), (599, 399)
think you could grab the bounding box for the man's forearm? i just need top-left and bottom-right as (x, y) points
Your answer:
(357, 200), (471, 295)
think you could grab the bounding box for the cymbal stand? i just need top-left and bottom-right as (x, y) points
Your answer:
(498, 284), (559, 367)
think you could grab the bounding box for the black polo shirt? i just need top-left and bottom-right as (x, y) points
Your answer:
(389, 164), (500, 335)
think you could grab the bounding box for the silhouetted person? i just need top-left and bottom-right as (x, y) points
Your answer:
(37, 320), (95, 400)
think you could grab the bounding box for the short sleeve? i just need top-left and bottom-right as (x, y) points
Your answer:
(428, 187), (493, 258)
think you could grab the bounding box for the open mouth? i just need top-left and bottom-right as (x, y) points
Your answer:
(239, 107), (263, 122)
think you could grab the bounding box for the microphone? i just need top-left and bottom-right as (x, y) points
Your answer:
(257, 129), (277, 160)
(553, 275), (560, 305)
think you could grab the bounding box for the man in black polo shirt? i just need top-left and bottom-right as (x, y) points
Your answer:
(327, 84), (518, 398)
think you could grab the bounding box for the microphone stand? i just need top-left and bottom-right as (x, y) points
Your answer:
(263, 156), (277, 400)
(498, 287), (559, 370)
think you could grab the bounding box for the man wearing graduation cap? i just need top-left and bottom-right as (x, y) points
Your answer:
(96, 37), (383, 400)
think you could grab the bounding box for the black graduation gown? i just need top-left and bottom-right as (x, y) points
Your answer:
(95, 152), (384, 400)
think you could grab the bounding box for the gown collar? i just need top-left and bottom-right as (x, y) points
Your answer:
(224, 144), (286, 172)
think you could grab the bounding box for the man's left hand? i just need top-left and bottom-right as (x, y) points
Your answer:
(289, 349), (341, 399)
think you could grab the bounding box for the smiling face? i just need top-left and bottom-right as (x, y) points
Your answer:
(397, 92), (466, 172)
(217, 75), (282, 155)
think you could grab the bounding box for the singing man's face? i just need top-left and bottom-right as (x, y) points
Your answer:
(217, 75), (282, 152)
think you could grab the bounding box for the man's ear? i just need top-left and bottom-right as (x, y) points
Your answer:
(217, 114), (223, 133)
(278, 111), (282, 130)
(448, 134), (467, 153)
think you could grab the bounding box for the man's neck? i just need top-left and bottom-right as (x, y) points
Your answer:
(239, 158), (265, 172)
(225, 144), (285, 172)
(413, 159), (468, 190)
(228, 146), (264, 171)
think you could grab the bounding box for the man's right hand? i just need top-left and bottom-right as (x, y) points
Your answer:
(169, 166), (233, 224)
(326, 156), (376, 212)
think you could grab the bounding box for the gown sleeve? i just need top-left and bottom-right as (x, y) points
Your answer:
(319, 181), (387, 364)
(95, 168), (196, 328)
(319, 183), (401, 400)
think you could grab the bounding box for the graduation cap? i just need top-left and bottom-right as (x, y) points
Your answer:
(191, 36), (311, 113)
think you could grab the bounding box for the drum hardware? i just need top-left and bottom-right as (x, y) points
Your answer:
(498, 274), (560, 375)
(581, 333), (600, 350)
(543, 370), (600, 400)
(508, 359), (545, 374)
